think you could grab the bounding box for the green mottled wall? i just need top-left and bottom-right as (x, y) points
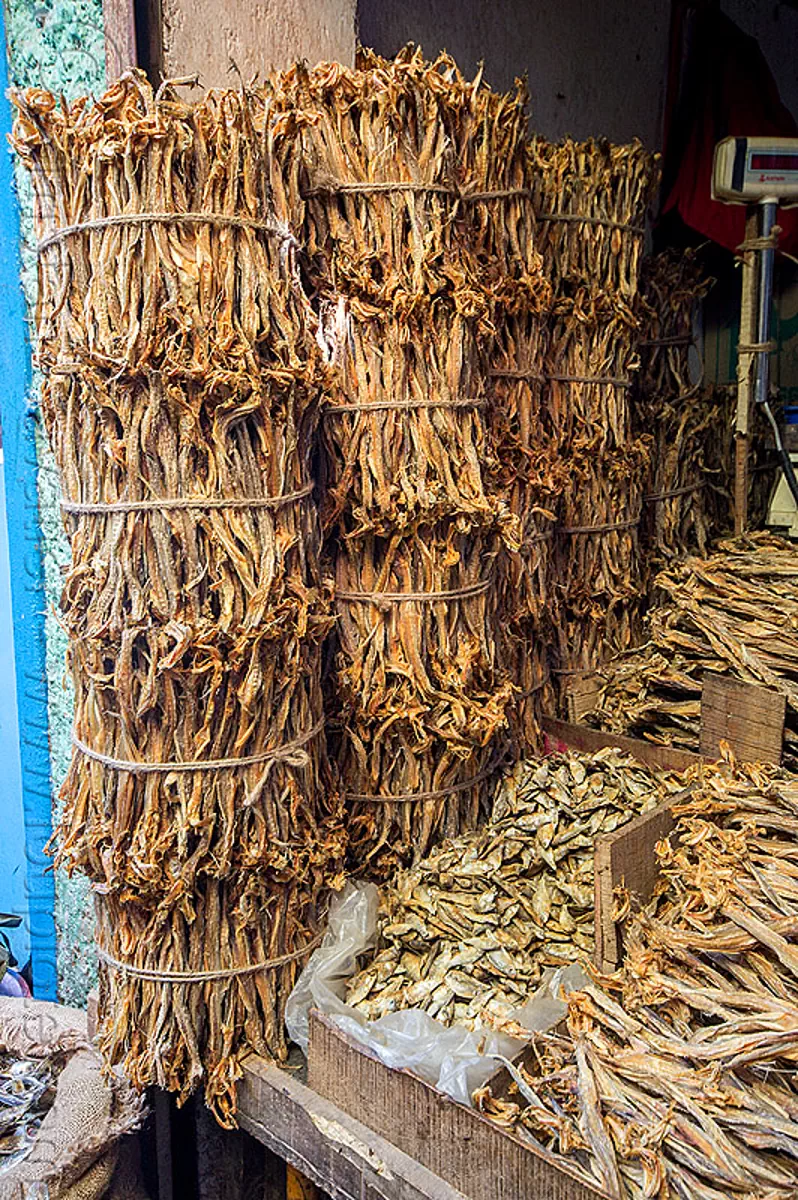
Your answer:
(4, 0), (106, 1006)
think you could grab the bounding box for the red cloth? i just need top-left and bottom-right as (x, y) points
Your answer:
(661, 7), (798, 254)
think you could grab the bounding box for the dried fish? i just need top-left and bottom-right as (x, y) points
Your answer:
(11, 75), (346, 1123)
(0, 1052), (61, 1176)
(527, 139), (660, 691)
(266, 49), (550, 868)
(346, 751), (676, 1029)
(477, 757), (798, 1199)
(588, 532), (798, 768)
(634, 249), (716, 569)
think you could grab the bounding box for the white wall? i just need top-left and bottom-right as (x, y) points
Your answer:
(357, 0), (671, 147)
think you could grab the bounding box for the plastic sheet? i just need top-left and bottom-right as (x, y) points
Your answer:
(286, 883), (588, 1106)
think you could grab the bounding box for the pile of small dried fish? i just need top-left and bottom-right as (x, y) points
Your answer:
(587, 532), (798, 767)
(528, 139), (660, 694)
(12, 74), (345, 1123)
(476, 758), (798, 1200)
(268, 49), (549, 870)
(346, 750), (673, 1029)
(0, 1054), (60, 1174)
(634, 249), (716, 568)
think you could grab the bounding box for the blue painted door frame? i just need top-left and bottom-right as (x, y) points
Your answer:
(0, 19), (57, 1000)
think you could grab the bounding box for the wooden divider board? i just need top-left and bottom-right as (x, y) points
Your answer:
(593, 798), (680, 975)
(699, 673), (785, 764)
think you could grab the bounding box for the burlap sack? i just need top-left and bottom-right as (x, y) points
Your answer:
(0, 998), (146, 1200)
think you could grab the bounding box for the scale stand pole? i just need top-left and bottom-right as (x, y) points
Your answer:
(734, 205), (760, 535)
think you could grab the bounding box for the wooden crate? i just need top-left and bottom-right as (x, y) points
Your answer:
(699, 673), (785, 764)
(307, 1011), (605, 1200)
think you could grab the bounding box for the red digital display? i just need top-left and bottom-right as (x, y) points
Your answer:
(750, 153), (798, 171)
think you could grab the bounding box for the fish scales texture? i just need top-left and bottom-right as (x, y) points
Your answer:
(476, 756), (798, 1199)
(346, 751), (675, 1030)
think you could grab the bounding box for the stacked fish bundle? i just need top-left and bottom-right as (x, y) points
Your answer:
(634, 249), (715, 571)
(528, 138), (659, 694)
(346, 750), (673, 1028)
(12, 75), (345, 1122)
(268, 50), (549, 872)
(587, 532), (798, 768)
(476, 757), (798, 1200)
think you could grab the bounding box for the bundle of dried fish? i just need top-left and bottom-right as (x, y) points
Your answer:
(346, 750), (673, 1028)
(0, 1053), (61, 1174)
(553, 438), (652, 679)
(529, 138), (658, 302)
(11, 75), (345, 1121)
(634, 249), (715, 567)
(329, 523), (512, 872)
(587, 532), (798, 767)
(268, 49), (552, 865)
(267, 49), (546, 535)
(525, 140), (659, 698)
(476, 758), (798, 1200)
(698, 383), (778, 537)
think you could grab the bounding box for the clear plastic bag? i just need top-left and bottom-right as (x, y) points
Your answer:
(286, 884), (588, 1106)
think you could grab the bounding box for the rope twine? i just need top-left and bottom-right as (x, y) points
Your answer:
(489, 369), (631, 388)
(72, 718), (324, 775)
(644, 482), (705, 502)
(738, 340), (776, 355)
(302, 181), (533, 202)
(559, 515), (641, 535)
(37, 211), (298, 254)
(96, 933), (323, 983)
(638, 334), (694, 348)
(737, 228), (782, 255)
(543, 212), (645, 236)
(61, 482), (314, 516)
(346, 758), (499, 805)
(325, 397), (485, 415)
(336, 578), (491, 606)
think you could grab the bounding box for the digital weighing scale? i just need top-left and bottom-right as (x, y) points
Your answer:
(712, 136), (798, 533)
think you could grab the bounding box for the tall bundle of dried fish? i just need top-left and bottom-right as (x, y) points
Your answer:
(526, 140), (659, 696)
(329, 523), (512, 871)
(634, 249), (715, 567)
(588, 532), (798, 767)
(11, 75), (345, 1121)
(267, 50), (551, 866)
(476, 758), (798, 1200)
(346, 750), (676, 1028)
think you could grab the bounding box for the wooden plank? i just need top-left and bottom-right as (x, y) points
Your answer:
(734, 206), (760, 536)
(542, 715), (704, 772)
(594, 798), (680, 974)
(102, 0), (137, 81)
(306, 1012), (604, 1200)
(699, 674), (785, 764)
(563, 674), (602, 724)
(238, 1053), (471, 1200)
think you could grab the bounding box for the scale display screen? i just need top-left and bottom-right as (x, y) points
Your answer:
(750, 152), (798, 172)
(713, 136), (798, 204)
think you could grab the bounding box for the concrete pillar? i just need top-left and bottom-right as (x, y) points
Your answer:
(159, 0), (356, 84)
